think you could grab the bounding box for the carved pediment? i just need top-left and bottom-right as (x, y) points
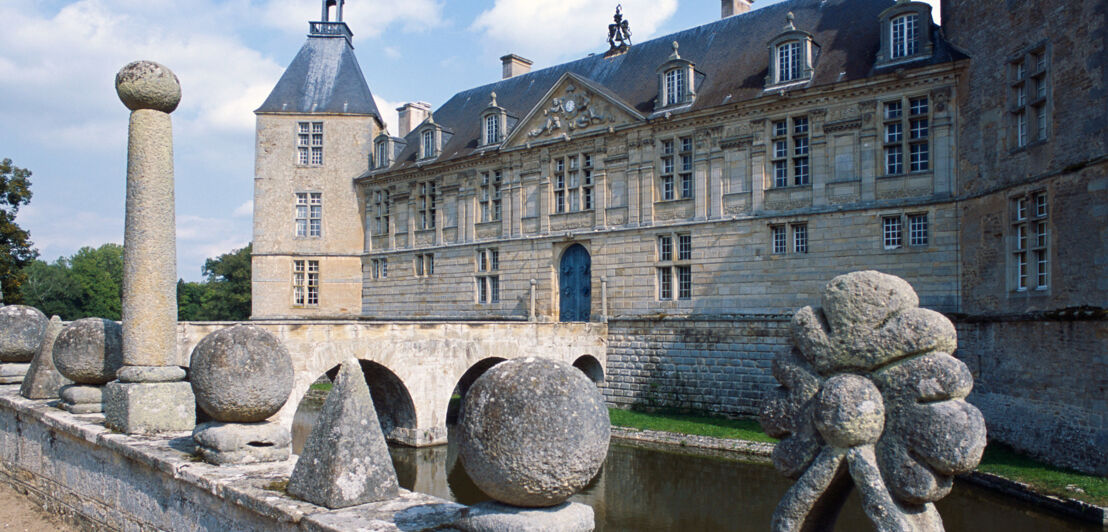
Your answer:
(503, 72), (644, 149)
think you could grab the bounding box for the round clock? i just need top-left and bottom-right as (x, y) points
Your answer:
(564, 99), (576, 113)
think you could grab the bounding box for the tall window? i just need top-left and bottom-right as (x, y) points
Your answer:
(660, 140), (675, 201)
(374, 140), (388, 169)
(771, 225), (787, 254)
(658, 138), (692, 200)
(295, 192), (322, 237)
(292, 260), (319, 306)
(890, 14), (919, 59)
(370, 258), (387, 279)
(553, 154), (593, 212)
(883, 96), (929, 175)
(664, 68), (686, 106)
(418, 182), (437, 229)
(908, 213), (928, 246)
(297, 122), (323, 166)
(485, 114), (500, 145)
(776, 41), (801, 83)
(1012, 192), (1049, 291)
(656, 233), (692, 300)
(771, 117), (809, 187)
(1011, 48), (1049, 148)
(415, 253), (434, 277)
(480, 171), (502, 222)
(476, 248), (500, 303)
(372, 189), (389, 235)
(421, 129), (436, 159)
(792, 223), (808, 254)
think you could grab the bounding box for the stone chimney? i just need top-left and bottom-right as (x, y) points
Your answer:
(721, 0), (754, 18)
(396, 101), (431, 137)
(500, 54), (533, 79)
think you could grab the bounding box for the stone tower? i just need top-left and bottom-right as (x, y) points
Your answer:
(252, 0), (383, 318)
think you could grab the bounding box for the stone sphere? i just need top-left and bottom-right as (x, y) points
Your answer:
(0, 305), (48, 362)
(115, 60), (181, 113)
(459, 357), (610, 507)
(52, 318), (124, 384)
(189, 325), (294, 423)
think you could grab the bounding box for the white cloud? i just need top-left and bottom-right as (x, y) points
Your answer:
(471, 0), (678, 65)
(232, 201), (254, 218)
(258, 0), (444, 39)
(373, 95), (402, 134)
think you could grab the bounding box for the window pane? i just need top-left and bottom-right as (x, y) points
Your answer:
(772, 226), (786, 254)
(659, 235), (673, 261)
(677, 266), (691, 300)
(658, 267), (672, 300)
(883, 217), (903, 249)
(792, 224), (808, 253)
(909, 214), (928, 246)
(678, 234), (692, 261)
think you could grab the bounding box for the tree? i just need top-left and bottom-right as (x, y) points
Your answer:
(197, 243), (252, 321)
(69, 244), (124, 320)
(176, 279), (207, 321)
(0, 158), (38, 303)
(21, 258), (81, 318)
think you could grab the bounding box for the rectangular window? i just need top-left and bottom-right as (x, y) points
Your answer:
(370, 258), (388, 279)
(664, 68), (686, 106)
(792, 223), (808, 254)
(657, 267), (673, 300)
(677, 266), (692, 300)
(375, 140), (388, 169)
(415, 253), (434, 277)
(421, 129), (435, 158)
(884, 97), (928, 175)
(418, 182), (437, 229)
(476, 248), (499, 303)
(909, 213), (928, 246)
(771, 225), (787, 255)
(485, 114), (500, 144)
(883, 216), (903, 249)
(295, 192), (322, 237)
(555, 154), (592, 212)
(293, 260), (319, 306)
(373, 190), (390, 234)
(297, 122), (323, 166)
(1012, 192), (1048, 291)
(771, 116), (810, 188)
(1011, 46), (1049, 147)
(777, 41), (801, 82)
(658, 235), (673, 261)
(480, 171), (503, 222)
(657, 233), (691, 300)
(659, 139), (690, 201)
(891, 14), (919, 59)
(678, 234), (692, 261)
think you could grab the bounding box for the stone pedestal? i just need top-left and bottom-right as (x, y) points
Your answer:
(453, 501), (595, 532)
(0, 364), (30, 384)
(193, 421), (290, 465)
(60, 384), (104, 414)
(104, 380), (195, 433)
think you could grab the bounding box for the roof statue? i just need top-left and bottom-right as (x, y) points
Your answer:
(607, 5), (632, 52)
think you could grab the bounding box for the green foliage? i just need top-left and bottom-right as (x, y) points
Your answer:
(978, 443), (1108, 506)
(176, 243), (252, 321)
(608, 408), (778, 443)
(21, 244), (124, 320)
(0, 158), (38, 303)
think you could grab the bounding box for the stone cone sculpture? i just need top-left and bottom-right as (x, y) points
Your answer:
(287, 358), (398, 509)
(20, 316), (72, 399)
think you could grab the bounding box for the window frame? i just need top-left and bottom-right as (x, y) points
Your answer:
(1010, 191), (1049, 292)
(1010, 44), (1050, 150)
(292, 259), (320, 307)
(656, 232), (692, 301)
(418, 181), (437, 230)
(553, 153), (594, 213)
(297, 121), (324, 166)
(882, 96), (930, 176)
(295, 192), (322, 238)
(770, 116), (810, 188)
(475, 248), (500, 304)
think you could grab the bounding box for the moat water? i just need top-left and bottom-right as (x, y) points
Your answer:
(292, 398), (1096, 532)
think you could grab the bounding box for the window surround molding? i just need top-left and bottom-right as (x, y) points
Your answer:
(880, 211), (930, 251)
(765, 12), (819, 90)
(372, 131), (405, 170)
(655, 41), (697, 110)
(416, 113), (446, 161)
(480, 91), (508, 147)
(875, 1), (934, 68)
(1008, 41), (1051, 152)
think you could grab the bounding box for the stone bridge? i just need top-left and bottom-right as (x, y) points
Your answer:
(175, 321), (607, 446)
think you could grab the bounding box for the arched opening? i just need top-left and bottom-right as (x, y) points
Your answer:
(573, 354), (605, 384)
(445, 357), (506, 425)
(322, 0), (342, 22)
(559, 243), (592, 322)
(293, 359), (417, 451)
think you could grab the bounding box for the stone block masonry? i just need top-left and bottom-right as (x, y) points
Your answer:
(603, 316), (790, 416)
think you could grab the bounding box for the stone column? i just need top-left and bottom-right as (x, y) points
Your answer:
(104, 60), (195, 434)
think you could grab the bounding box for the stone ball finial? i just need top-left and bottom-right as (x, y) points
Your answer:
(115, 60), (181, 113)
(458, 357), (610, 507)
(0, 305), (48, 363)
(189, 324), (294, 423)
(53, 318), (124, 384)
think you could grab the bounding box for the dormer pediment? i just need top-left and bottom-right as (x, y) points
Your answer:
(502, 72), (645, 149)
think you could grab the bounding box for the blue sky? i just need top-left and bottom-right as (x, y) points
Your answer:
(0, 0), (939, 281)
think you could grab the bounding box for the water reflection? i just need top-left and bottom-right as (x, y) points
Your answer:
(292, 396), (1096, 532)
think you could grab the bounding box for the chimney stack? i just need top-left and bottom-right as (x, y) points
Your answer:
(721, 0), (754, 18)
(500, 54), (533, 79)
(396, 101), (431, 137)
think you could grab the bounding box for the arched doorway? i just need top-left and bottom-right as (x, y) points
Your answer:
(559, 244), (591, 322)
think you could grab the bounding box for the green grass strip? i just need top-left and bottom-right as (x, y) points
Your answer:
(609, 408), (778, 444)
(977, 444), (1108, 506)
(308, 381), (333, 392)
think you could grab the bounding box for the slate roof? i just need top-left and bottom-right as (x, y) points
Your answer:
(256, 31), (382, 121)
(382, 0), (964, 173)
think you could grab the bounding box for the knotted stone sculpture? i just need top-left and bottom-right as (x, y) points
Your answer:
(287, 358), (398, 508)
(453, 357), (608, 532)
(103, 60), (195, 433)
(760, 271), (986, 532)
(190, 324), (294, 465)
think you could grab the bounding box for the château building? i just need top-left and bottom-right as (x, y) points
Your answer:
(251, 0), (1108, 475)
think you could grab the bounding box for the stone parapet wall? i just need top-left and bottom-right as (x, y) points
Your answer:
(602, 316), (790, 416)
(954, 318), (1108, 476)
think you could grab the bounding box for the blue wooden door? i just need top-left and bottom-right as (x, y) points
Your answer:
(559, 244), (591, 322)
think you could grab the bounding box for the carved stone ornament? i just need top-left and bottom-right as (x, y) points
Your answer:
(527, 84), (618, 139)
(607, 4), (632, 51)
(760, 271), (986, 532)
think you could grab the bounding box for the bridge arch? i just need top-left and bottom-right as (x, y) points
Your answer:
(573, 354), (605, 384)
(296, 359), (417, 446)
(446, 357), (506, 424)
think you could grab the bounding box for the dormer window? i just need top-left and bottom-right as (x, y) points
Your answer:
(485, 114), (500, 144)
(877, 2), (933, 67)
(765, 13), (817, 90)
(480, 91), (507, 146)
(776, 41), (802, 83)
(890, 14), (919, 58)
(374, 138), (389, 169)
(656, 41), (696, 110)
(421, 129), (436, 159)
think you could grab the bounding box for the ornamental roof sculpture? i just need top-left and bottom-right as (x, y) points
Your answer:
(760, 271), (987, 532)
(607, 4), (632, 52)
